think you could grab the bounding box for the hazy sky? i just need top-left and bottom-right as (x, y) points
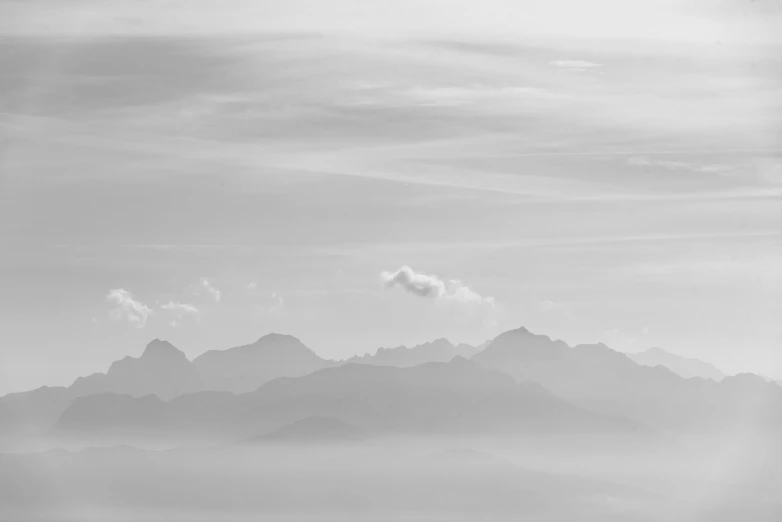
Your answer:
(1, 0), (781, 394)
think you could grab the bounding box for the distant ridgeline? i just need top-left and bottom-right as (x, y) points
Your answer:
(1, 327), (780, 446)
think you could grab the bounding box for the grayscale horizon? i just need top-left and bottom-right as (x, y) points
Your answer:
(1, 4), (782, 522)
(1, 1), (781, 395)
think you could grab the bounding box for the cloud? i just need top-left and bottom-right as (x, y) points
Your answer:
(627, 156), (730, 174)
(194, 277), (222, 302)
(381, 266), (501, 330)
(540, 300), (558, 312)
(380, 265), (495, 307)
(161, 301), (199, 327)
(269, 292), (284, 313)
(446, 279), (496, 307)
(550, 60), (602, 69)
(247, 282), (257, 290)
(380, 265), (447, 298)
(106, 289), (153, 327)
(161, 301), (199, 315)
(402, 85), (564, 107)
(631, 257), (782, 289)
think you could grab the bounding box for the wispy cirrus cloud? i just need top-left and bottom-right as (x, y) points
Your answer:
(626, 156), (731, 174)
(106, 289), (153, 327)
(550, 60), (602, 69)
(631, 257), (782, 289)
(402, 85), (566, 107)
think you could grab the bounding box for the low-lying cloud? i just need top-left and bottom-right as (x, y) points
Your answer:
(106, 289), (153, 327)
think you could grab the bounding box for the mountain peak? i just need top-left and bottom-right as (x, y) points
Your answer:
(503, 326), (533, 337)
(255, 333), (301, 345)
(141, 339), (187, 361)
(490, 326), (539, 344)
(628, 346), (726, 381)
(473, 326), (567, 364)
(448, 355), (473, 367)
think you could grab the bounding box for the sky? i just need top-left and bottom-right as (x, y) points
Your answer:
(1, 0), (781, 395)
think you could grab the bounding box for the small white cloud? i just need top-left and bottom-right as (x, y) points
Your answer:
(642, 326), (650, 335)
(551, 60), (602, 69)
(269, 292), (284, 313)
(161, 301), (198, 314)
(91, 316), (98, 324)
(380, 266), (496, 308)
(247, 282), (257, 290)
(201, 278), (221, 302)
(106, 289), (153, 328)
(445, 279), (496, 308)
(161, 302), (199, 328)
(380, 265), (446, 298)
(540, 300), (557, 312)
(192, 277), (221, 302)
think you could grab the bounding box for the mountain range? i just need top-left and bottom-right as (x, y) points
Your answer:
(1, 326), (780, 449)
(472, 327), (782, 432)
(345, 338), (483, 367)
(0, 334), (328, 439)
(53, 356), (647, 444)
(627, 346), (726, 381)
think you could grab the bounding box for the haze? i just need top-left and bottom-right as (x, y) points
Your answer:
(0, 3), (781, 519)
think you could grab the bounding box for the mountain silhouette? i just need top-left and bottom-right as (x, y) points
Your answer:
(0, 335), (328, 441)
(0, 385), (74, 439)
(52, 357), (647, 441)
(472, 326), (782, 432)
(193, 333), (328, 394)
(57, 393), (168, 433)
(346, 338), (480, 367)
(628, 346), (726, 381)
(4, 327), (781, 447)
(70, 340), (202, 400)
(0, 340), (200, 440)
